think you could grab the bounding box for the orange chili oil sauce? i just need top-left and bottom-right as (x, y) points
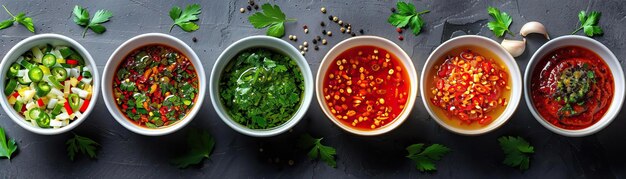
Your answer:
(425, 45), (511, 129)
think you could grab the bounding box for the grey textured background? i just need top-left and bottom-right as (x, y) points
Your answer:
(0, 0), (625, 178)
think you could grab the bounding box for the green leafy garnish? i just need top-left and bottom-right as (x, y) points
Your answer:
(405, 143), (451, 172)
(72, 5), (113, 38)
(572, 11), (603, 37)
(171, 129), (215, 169)
(0, 5), (35, 33)
(0, 126), (17, 160)
(248, 3), (295, 38)
(487, 6), (513, 37)
(219, 48), (304, 129)
(498, 136), (534, 171)
(66, 133), (99, 161)
(387, 2), (430, 35)
(298, 134), (337, 168)
(169, 4), (201, 32)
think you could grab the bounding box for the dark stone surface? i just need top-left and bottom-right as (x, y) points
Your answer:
(0, 0), (624, 178)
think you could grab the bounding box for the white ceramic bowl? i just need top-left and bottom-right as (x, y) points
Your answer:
(210, 35), (313, 137)
(102, 33), (205, 136)
(316, 36), (418, 136)
(420, 35), (522, 135)
(0, 34), (100, 135)
(524, 35), (625, 137)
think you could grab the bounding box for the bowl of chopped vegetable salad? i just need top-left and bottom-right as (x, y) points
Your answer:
(0, 33), (99, 135)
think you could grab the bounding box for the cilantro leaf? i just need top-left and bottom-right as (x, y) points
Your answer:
(248, 3), (295, 38)
(0, 5), (35, 33)
(169, 4), (201, 32)
(0, 126), (17, 160)
(72, 5), (113, 38)
(487, 6), (513, 37)
(406, 143), (451, 172)
(498, 136), (534, 171)
(387, 2), (429, 36)
(572, 11), (603, 37)
(298, 134), (337, 168)
(171, 129), (215, 169)
(66, 133), (99, 161)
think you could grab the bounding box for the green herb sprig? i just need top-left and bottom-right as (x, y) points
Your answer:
(572, 11), (603, 37)
(66, 133), (99, 161)
(298, 134), (337, 168)
(0, 5), (35, 33)
(169, 4), (201, 32)
(0, 126), (17, 160)
(72, 5), (113, 38)
(387, 2), (430, 35)
(171, 129), (215, 169)
(487, 6), (513, 37)
(248, 3), (295, 38)
(406, 143), (451, 172)
(498, 136), (534, 171)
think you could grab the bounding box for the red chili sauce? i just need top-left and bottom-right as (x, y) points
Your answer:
(322, 46), (410, 130)
(530, 46), (613, 130)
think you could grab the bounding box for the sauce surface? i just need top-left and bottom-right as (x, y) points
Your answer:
(322, 46), (410, 130)
(113, 44), (199, 128)
(426, 46), (511, 129)
(530, 46), (613, 130)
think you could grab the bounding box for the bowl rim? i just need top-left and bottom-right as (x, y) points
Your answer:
(419, 35), (522, 135)
(523, 35), (625, 137)
(315, 35), (418, 136)
(101, 33), (206, 136)
(209, 35), (313, 137)
(0, 33), (100, 135)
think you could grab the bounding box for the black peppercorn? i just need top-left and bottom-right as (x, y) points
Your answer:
(192, 37), (197, 42)
(316, 36), (321, 41)
(312, 39), (317, 44)
(320, 22), (325, 26)
(322, 30), (326, 35)
(391, 7), (396, 13)
(248, 0), (255, 6)
(351, 33), (356, 37)
(328, 15), (333, 20)
(254, 4), (259, 10)
(247, 6), (252, 11)
(359, 29), (364, 34)
(314, 46), (319, 50)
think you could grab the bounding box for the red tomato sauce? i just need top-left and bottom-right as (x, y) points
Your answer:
(531, 46), (613, 130)
(322, 46), (410, 130)
(429, 48), (510, 127)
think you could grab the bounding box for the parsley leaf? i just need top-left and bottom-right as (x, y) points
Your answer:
(0, 126), (17, 160)
(171, 129), (215, 169)
(169, 4), (201, 32)
(0, 5), (35, 33)
(298, 134), (337, 168)
(498, 136), (534, 171)
(572, 11), (603, 37)
(487, 6), (514, 37)
(248, 3), (295, 38)
(405, 143), (451, 172)
(387, 2), (430, 35)
(66, 133), (99, 161)
(72, 5), (112, 38)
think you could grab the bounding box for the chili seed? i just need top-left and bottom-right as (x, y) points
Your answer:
(300, 51), (305, 55)
(327, 31), (332, 36)
(303, 41), (308, 47)
(322, 39), (327, 45)
(321, 7), (327, 13)
(333, 16), (339, 22)
(299, 45), (303, 50)
(304, 47), (308, 52)
(239, 8), (245, 13)
(346, 29), (351, 33)
(340, 27), (346, 33)
(338, 20), (343, 25)
(304, 29), (309, 34)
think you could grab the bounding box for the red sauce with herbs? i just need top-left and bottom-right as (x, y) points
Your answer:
(322, 46), (410, 130)
(530, 46), (613, 130)
(428, 47), (510, 128)
(113, 44), (199, 128)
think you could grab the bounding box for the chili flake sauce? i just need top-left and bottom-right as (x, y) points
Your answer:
(322, 46), (410, 130)
(113, 44), (199, 128)
(427, 46), (511, 129)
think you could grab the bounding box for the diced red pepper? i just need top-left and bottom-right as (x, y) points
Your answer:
(11, 92), (19, 98)
(64, 101), (73, 115)
(66, 59), (78, 65)
(79, 98), (90, 113)
(77, 75), (83, 81)
(37, 99), (45, 107)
